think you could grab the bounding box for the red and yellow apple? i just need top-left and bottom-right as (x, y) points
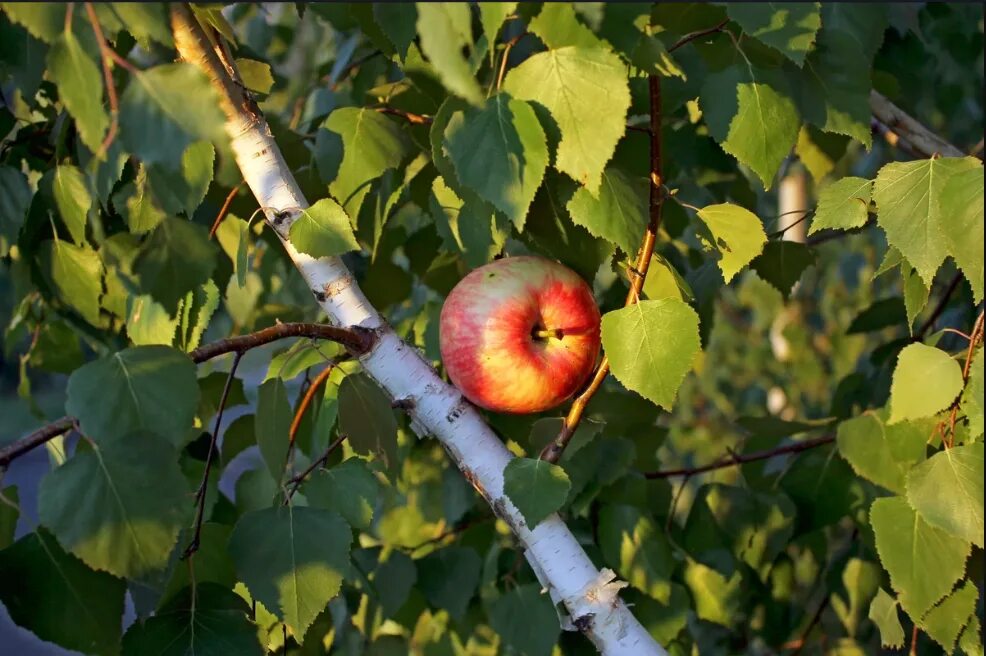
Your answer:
(439, 256), (601, 414)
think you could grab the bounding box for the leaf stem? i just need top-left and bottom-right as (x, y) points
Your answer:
(283, 432), (348, 502)
(84, 2), (124, 158)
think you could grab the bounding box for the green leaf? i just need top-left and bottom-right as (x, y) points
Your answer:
(66, 345), (199, 446)
(304, 457), (381, 531)
(121, 583), (263, 656)
(0, 486), (17, 549)
(289, 198), (360, 259)
(368, 550), (417, 617)
(228, 506), (351, 637)
(504, 46), (631, 194)
(179, 279), (219, 352)
(146, 141), (216, 217)
(373, 4), (418, 59)
(695, 203), (768, 283)
(415, 2), (483, 105)
(832, 558), (881, 637)
(416, 546), (481, 619)
(160, 523), (236, 605)
(478, 2), (517, 48)
(599, 504), (674, 603)
(0, 2), (65, 42)
(444, 94), (548, 231)
(0, 165), (30, 255)
(906, 443), (984, 547)
(623, 584), (690, 645)
(119, 63), (227, 171)
(727, 2), (821, 66)
(836, 410), (929, 494)
(809, 176), (872, 235)
(47, 30), (107, 153)
(873, 157), (982, 285)
(902, 262), (930, 332)
(38, 431), (190, 578)
(488, 583), (561, 656)
(939, 165), (984, 303)
(601, 299), (701, 410)
(701, 65), (800, 188)
(40, 240), (104, 325)
(126, 294), (179, 346)
(528, 3), (603, 49)
(114, 166), (167, 234)
(868, 588), (905, 649)
(256, 378), (291, 482)
(750, 240), (815, 299)
(338, 372), (398, 469)
(0, 529), (125, 656)
(430, 176), (510, 269)
(870, 496), (971, 617)
(961, 348), (984, 440)
(683, 559), (744, 627)
(134, 217), (218, 313)
(683, 484), (796, 581)
(795, 30), (872, 146)
(888, 343), (964, 424)
(52, 164), (91, 245)
(235, 57), (274, 94)
(566, 167), (648, 255)
(502, 458), (571, 528)
(819, 4), (887, 62)
(958, 614), (983, 656)
(846, 297), (906, 334)
(642, 255), (693, 302)
(108, 3), (172, 48)
(920, 581), (978, 653)
(322, 107), (410, 220)
(795, 125), (850, 183)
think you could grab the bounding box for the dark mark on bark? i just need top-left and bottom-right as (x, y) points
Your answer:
(312, 289), (327, 302)
(445, 396), (468, 423)
(573, 614), (595, 633)
(391, 397), (415, 411)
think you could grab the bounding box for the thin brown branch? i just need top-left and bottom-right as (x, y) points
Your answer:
(374, 106), (433, 125)
(182, 352), (241, 559)
(284, 432), (348, 502)
(668, 19), (729, 52)
(0, 323), (373, 468)
(541, 75), (666, 464)
(916, 272), (963, 338)
(188, 322), (373, 362)
(329, 50), (383, 91)
(806, 218), (876, 246)
(909, 625), (919, 656)
(288, 363), (335, 447)
(0, 417), (75, 467)
(945, 311), (985, 447)
(208, 181), (245, 238)
(642, 434), (835, 479)
(870, 91), (966, 159)
(494, 32), (525, 91)
(84, 2), (123, 157)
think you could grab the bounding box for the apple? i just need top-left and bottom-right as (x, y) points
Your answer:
(439, 256), (602, 414)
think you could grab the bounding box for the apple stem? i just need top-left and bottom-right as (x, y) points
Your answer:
(533, 328), (564, 340)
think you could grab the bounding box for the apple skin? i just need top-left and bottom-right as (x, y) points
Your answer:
(439, 256), (601, 414)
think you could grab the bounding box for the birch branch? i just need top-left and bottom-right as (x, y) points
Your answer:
(869, 91), (965, 159)
(170, 5), (665, 654)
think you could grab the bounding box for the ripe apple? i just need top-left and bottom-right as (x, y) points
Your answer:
(439, 256), (601, 414)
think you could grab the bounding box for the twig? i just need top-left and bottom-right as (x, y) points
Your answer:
(806, 218), (876, 246)
(0, 417), (75, 467)
(208, 181), (245, 238)
(916, 272), (963, 338)
(668, 18), (730, 52)
(642, 434), (834, 479)
(84, 2), (124, 157)
(786, 594), (830, 654)
(288, 363), (335, 447)
(374, 106), (432, 125)
(0, 323), (373, 468)
(283, 432), (348, 502)
(494, 32), (525, 92)
(188, 322), (373, 362)
(329, 50), (383, 91)
(944, 311), (985, 447)
(407, 516), (491, 555)
(541, 76), (666, 464)
(182, 352), (241, 559)
(909, 625), (919, 656)
(869, 91), (966, 159)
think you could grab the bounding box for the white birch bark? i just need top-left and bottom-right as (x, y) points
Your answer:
(171, 7), (666, 655)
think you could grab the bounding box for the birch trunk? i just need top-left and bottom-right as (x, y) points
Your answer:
(171, 7), (666, 654)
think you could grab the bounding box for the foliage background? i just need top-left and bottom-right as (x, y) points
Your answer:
(0, 2), (983, 655)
